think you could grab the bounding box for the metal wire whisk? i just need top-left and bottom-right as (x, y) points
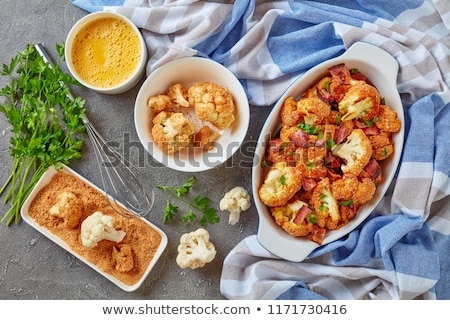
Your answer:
(35, 43), (154, 218)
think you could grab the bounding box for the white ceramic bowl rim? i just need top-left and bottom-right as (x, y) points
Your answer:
(252, 42), (405, 262)
(64, 11), (147, 94)
(134, 56), (250, 172)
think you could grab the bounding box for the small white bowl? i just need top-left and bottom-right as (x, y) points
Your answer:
(65, 11), (147, 94)
(21, 165), (168, 292)
(134, 57), (250, 172)
(252, 42), (405, 262)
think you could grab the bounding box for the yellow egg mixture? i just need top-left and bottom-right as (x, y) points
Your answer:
(71, 17), (142, 88)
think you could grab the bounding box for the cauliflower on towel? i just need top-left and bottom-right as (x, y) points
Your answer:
(259, 161), (303, 207)
(48, 191), (83, 228)
(332, 129), (372, 175)
(188, 82), (235, 130)
(176, 228), (216, 269)
(219, 186), (251, 225)
(151, 111), (196, 154)
(80, 211), (126, 248)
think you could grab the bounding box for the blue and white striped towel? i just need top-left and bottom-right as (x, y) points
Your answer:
(71, 0), (450, 299)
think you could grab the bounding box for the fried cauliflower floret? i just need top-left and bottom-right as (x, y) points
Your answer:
(259, 161), (302, 207)
(331, 174), (359, 200)
(353, 177), (376, 206)
(375, 104), (401, 133)
(188, 82), (235, 130)
(338, 82), (381, 122)
(166, 83), (191, 108)
(295, 146), (328, 180)
(48, 191), (83, 228)
(151, 111), (196, 154)
(332, 129), (372, 175)
(310, 177), (340, 229)
(271, 199), (314, 237)
(112, 244), (135, 273)
(369, 131), (394, 161)
(193, 125), (220, 150)
(280, 96), (330, 126)
(147, 94), (172, 113)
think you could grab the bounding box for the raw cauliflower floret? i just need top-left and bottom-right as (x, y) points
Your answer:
(338, 82), (380, 122)
(188, 82), (235, 130)
(271, 199), (314, 237)
(259, 161), (302, 207)
(332, 129), (372, 175)
(112, 244), (134, 273)
(166, 83), (191, 108)
(219, 186), (251, 225)
(147, 94), (172, 113)
(48, 191), (83, 228)
(176, 228), (216, 269)
(80, 211), (126, 249)
(151, 111), (196, 154)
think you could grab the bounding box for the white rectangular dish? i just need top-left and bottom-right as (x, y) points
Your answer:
(20, 165), (168, 292)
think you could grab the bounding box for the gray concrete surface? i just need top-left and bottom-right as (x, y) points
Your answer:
(0, 0), (272, 299)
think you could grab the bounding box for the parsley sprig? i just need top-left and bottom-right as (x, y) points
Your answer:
(0, 43), (86, 226)
(156, 177), (219, 226)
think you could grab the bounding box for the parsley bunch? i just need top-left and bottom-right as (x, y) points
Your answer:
(0, 43), (86, 226)
(156, 177), (219, 226)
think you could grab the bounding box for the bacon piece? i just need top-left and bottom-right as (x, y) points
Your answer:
(329, 63), (351, 85)
(364, 159), (382, 180)
(362, 125), (381, 136)
(289, 129), (309, 147)
(302, 178), (318, 191)
(335, 121), (354, 144)
(308, 225), (327, 244)
(324, 153), (342, 169)
(293, 205), (312, 224)
(317, 88), (335, 103)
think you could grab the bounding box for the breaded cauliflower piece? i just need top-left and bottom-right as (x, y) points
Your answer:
(259, 161), (302, 207)
(48, 191), (83, 228)
(330, 173), (359, 200)
(193, 125), (220, 150)
(332, 129), (372, 175)
(151, 111), (196, 154)
(188, 82), (235, 130)
(147, 94), (172, 113)
(310, 177), (340, 228)
(271, 199), (314, 237)
(338, 82), (380, 122)
(369, 131), (394, 161)
(166, 83), (191, 108)
(112, 244), (135, 273)
(375, 104), (401, 133)
(353, 177), (376, 206)
(280, 96), (330, 127)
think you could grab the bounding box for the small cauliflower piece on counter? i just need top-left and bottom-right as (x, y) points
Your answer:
(151, 111), (196, 154)
(219, 186), (251, 225)
(188, 82), (235, 130)
(80, 211), (126, 249)
(176, 228), (216, 269)
(112, 244), (135, 273)
(48, 191), (83, 228)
